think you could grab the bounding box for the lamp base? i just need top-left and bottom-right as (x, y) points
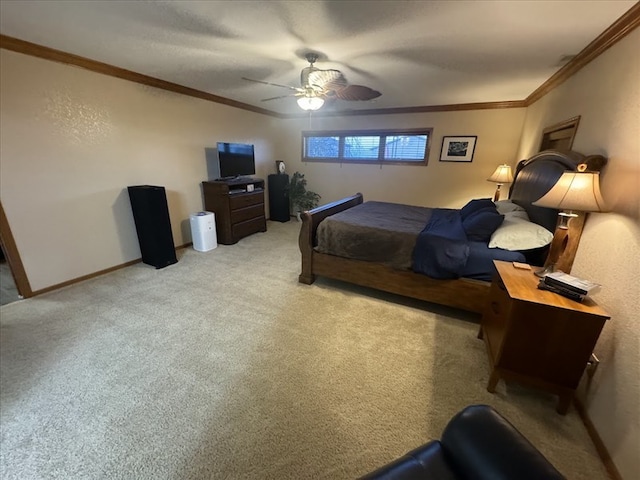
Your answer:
(534, 264), (556, 278)
(493, 184), (502, 201)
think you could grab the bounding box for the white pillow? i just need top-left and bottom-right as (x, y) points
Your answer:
(494, 199), (526, 215)
(488, 218), (553, 251)
(503, 209), (530, 222)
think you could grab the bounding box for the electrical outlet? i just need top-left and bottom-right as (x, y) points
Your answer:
(586, 353), (600, 379)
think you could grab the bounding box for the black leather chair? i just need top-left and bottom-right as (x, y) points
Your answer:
(359, 405), (565, 480)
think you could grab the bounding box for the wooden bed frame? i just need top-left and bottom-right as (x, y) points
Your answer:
(298, 150), (606, 314)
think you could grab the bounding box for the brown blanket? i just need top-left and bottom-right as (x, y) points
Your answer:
(315, 201), (433, 269)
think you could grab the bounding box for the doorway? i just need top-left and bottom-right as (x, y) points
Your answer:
(539, 116), (581, 151)
(0, 201), (32, 304)
(0, 243), (21, 305)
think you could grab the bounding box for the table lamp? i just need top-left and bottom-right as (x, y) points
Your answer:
(487, 164), (514, 201)
(532, 163), (606, 277)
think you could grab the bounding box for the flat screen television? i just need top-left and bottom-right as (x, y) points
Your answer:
(216, 142), (255, 179)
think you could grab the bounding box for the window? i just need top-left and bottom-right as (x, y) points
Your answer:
(302, 128), (432, 165)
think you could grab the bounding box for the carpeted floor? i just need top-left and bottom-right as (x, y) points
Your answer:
(0, 221), (609, 479)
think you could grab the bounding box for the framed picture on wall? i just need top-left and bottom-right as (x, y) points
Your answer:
(439, 136), (477, 162)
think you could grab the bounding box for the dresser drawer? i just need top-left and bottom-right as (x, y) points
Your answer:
(232, 216), (266, 239)
(230, 204), (264, 224)
(230, 192), (263, 210)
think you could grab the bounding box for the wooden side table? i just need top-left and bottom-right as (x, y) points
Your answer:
(480, 261), (610, 414)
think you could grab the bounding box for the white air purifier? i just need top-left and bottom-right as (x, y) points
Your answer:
(190, 211), (217, 252)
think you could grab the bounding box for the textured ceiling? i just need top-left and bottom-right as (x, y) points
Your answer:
(0, 0), (635, 115)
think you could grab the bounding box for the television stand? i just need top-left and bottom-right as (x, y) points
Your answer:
(202, 178), (266, 245)
(216, 175), (253, 182)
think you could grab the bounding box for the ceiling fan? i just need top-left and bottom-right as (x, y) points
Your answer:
(242, 53), (382, 111)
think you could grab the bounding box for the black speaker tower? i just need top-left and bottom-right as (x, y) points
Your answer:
(127, 185), (178, 268)
(268, 174), (290, 222)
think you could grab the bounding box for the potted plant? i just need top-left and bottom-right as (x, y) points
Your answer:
(288, 171), (321, 220)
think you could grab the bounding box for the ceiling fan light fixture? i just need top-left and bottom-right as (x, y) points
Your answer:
(297, 96), (324, 111)
(243, 51), (379, 110)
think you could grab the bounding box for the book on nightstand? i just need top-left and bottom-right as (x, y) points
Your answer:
(538, 271), (601, 302)
(538, 280), (586, 302)
(544, 271), (601, 295)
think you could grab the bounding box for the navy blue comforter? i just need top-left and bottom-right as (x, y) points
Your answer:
(411, 208), (525, 281)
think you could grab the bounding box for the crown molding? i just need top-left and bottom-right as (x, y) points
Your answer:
(525, 2), (640, 105)
(282, 101), (526, 119)
(0, 34), (285, 118)
(0, 34), (522, 116)
(2, 1), (639, 119)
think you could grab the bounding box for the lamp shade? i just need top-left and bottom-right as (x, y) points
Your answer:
(297, 96), (324, 111)
(487, 164), (514, 184)
(533, 170), (606, 212)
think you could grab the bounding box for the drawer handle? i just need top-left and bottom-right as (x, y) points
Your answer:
(491, 301), (500, 315)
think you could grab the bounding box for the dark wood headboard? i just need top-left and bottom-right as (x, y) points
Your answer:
(510, 150), (586, 232)
(509, 149), (607, 272)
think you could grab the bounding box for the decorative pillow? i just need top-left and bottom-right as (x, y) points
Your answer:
(494, 199), (527, 215)
(488, 218), (554, 251)
(462, 208), (505, 242)
(460, 198), (495, 220)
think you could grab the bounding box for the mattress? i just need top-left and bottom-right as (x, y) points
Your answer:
(315, 201), (433, 269)
(315, 200), (527, 281)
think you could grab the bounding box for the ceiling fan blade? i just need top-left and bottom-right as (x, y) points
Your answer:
(320, 95), (338, 109)
(306, 69), (347, 90)
(242, 77), (301, 92)
(332, 84), (382, 101)
(261, 94), (298, 102)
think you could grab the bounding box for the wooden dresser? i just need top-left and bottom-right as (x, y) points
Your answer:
(480, 260), (609, 414)
(202, 178), (266, 245)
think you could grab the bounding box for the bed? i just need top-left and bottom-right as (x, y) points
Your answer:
(298, 149), (606, 314)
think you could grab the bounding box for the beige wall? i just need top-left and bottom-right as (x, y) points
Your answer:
(517, 28), (639, 480)
(0, 50), (527, 293)
(1, 27), (637, 479)
(279, 108), (526, 209)
(0, 50), (282, 291)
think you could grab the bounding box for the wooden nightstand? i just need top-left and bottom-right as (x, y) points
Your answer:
(480, 260), (610, 414)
